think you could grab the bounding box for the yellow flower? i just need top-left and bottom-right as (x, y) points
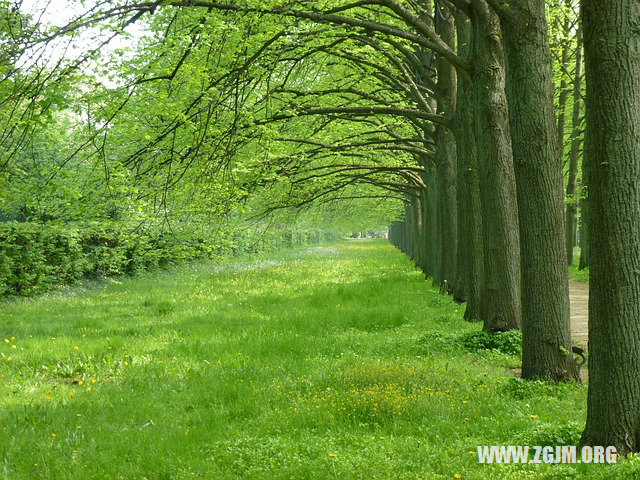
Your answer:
(50, 433), (57, 438)
(90, 378), (96, 384)
(78, 380), (84, 386)
(45, 396), (52, 401)
(379, 436), (385, 440)
(76, 413), (82, 417)
(76, 425), (81, 429)
(172, 356), (177, 361)
(74, 346), (79, 351)
(11, 345), (16, 349)
(328, 453), (337, 458)
(124, 361), (129, 366)
(10, 336), (15, 341)
(454, 475), (462, 479)
(530, 415), (538, 419)
(86, 387), (91, 393)
(69, 392), (75, 399)
(6, 356), (11, 362)
(4, 339), (8, 344)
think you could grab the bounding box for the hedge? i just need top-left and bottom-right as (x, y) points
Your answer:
(0, 222), (337, 298)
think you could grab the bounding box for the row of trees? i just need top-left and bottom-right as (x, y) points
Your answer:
(2, 0), (639, 454)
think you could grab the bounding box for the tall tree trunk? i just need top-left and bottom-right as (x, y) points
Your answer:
(580, 0), (640, 454)
(420, 182), (433, 276)
(434, 2), (458, 293)
(411, 194), (424, 267)
(404, 201), (415, 260)
(470, 0), (522, 332)
(425, 163), (442, 283)
(555, 1), (572, 155)
(498, 0), (578, 381)
(578, 168), (589, 270)
(453, 13), (484, 319)
(565, 26), (583, 266)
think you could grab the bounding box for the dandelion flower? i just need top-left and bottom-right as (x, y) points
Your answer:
(78, 380), (84, 386)
(86, 387), (91, 393)
(328, 453), (337, 458)
(11, 345), (16, 349)
(124, 361), (129, 366)
(69, 392), (75, 399)
(50, 433), (57, 438)
(6, 356), (12, 362)
(45, 396), (52, 401)
(454, 475), (461, 479)
(74, 346), (79, 351)
(530, 414), (538, 419)
(3, 339), (8, 344)
(10, 337), (15, 341)
(91, 378), (96, 384)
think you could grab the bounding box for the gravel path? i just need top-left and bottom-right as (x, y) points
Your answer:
(570, 280), (589, 348)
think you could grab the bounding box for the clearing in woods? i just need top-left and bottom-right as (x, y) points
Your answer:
(1, 240), (629, 479)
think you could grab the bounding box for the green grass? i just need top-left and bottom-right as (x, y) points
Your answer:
(0, 240), (634, 479)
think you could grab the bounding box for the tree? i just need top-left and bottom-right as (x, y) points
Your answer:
(580, 0), (640, 453)
(491, 0), (577, 380)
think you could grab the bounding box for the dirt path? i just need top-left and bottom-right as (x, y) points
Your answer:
(570, 280), (589, 347)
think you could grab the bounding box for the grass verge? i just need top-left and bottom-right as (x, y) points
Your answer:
(0, 240), (632, 478)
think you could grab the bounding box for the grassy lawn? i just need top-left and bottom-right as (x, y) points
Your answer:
(0, 240), (633, 479)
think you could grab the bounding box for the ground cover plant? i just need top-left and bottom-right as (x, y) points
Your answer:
(0, 241), (633, 479)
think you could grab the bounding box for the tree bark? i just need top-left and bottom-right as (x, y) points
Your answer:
(434, 1), (458, 293)
(453, 13), (484, 319)
(410, 194), (424, 267)
(580, 0), (640, 454)
(565, 26), (583, 266)
(498, 0), (578, 381)
(470, 0), (522, 332)
(578, 164), (589, 270)
(425, 163), (441, 283)
(555, 0), (572, 157)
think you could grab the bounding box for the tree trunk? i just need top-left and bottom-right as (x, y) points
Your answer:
(578, 169), (589, 270)
(470, 0), (522, 332)
(555, 1), (572, 156)
(425, 163), (442, 283)
(410, 194), (424, 267)
(499, 0), (578, 381)
(434, 2), (458, 293)
(453, 13), (484, 319)
(565, 26), (583, 266)
(580, 0), (640, 454)
(420, 184), (432, 276)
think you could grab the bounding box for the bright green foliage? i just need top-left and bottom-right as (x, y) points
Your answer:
(0, 240), (632, 479)
(460, 330), (523, 357)
(0, 221), (336, 298)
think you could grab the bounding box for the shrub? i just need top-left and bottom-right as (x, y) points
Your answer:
(459, 330), (522, 356)
(0, 222), (338, 299)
